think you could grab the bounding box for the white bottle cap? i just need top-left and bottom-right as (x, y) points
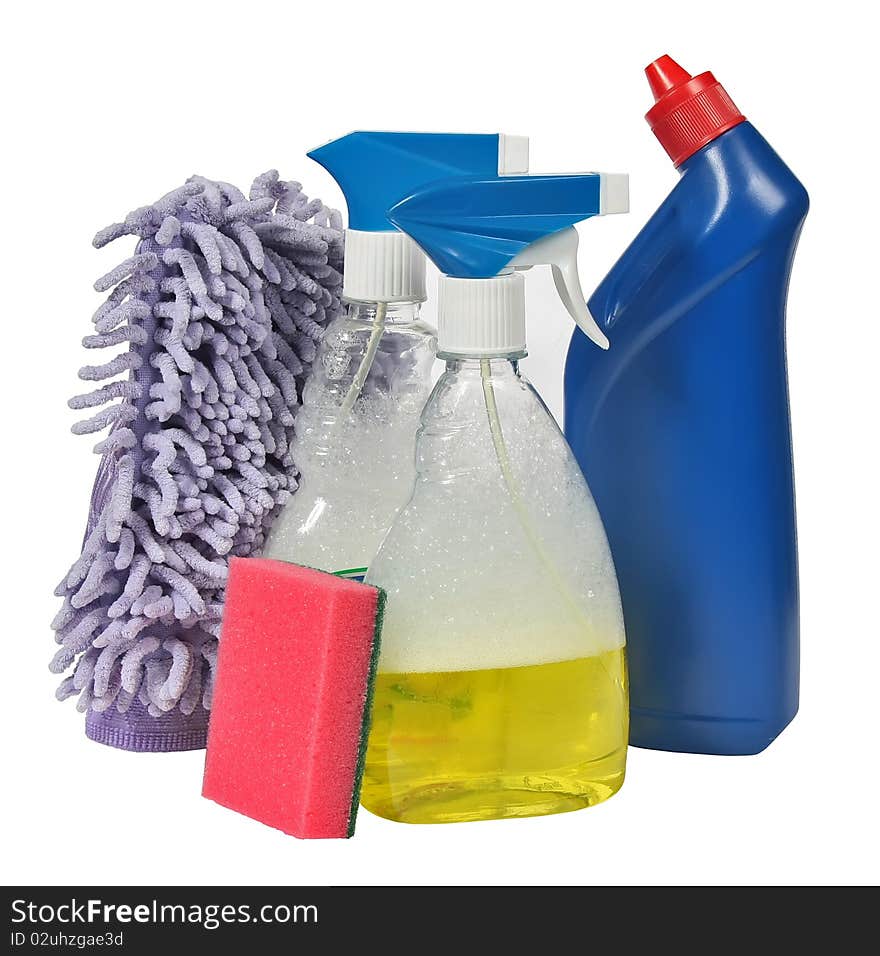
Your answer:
(437, 273), (526, 357)
(342, 230), (427, 303)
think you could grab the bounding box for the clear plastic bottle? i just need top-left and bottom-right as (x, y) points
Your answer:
(264, 131), (527, 574)
(263, 301), (435, 576)
(360, 166), (630, 824)
(362, 353), (627, 823)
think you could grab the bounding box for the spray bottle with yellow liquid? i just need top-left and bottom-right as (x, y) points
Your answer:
(362, 171), (630, 824)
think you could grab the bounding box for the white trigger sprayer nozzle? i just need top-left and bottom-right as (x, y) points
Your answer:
(508, 172), (629, 350)
(388, 169), (629, 355)
(510, 227), (610, 350)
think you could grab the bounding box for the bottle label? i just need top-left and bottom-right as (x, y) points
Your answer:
(332, 567), (368, 583)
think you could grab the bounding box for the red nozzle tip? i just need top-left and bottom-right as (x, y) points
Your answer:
(645, 55), (692, 101)
(643, 53), (745, 166)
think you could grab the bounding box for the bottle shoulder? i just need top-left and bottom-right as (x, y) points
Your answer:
(673, 123), (809, 232)
(324, 310), (437, 339)
(367, 362), (626, 672)
(302, 315), (436, 408)
(414, 364), (587, 500)
(585, 124), (809, 344)
(419, 364), (545, 451)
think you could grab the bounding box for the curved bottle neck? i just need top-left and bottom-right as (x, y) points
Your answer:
(416, 355), (546, 489)
(346, 300), (423, 327)
(442, 356), (521, 377)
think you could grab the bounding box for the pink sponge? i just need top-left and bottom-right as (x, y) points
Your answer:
(202, 557), (384, 838)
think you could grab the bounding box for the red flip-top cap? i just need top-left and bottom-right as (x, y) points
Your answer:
(645, 55), (745, 166)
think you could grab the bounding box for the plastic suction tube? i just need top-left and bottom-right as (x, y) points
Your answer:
(479, 360), (592, 633)
(337, 303), (387, 422)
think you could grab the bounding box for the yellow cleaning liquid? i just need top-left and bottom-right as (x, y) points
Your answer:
(361, 648), (628, 824)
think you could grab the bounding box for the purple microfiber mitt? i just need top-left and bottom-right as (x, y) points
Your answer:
(51, 172), (345, 751)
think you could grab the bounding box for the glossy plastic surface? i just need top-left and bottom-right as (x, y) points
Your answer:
(388, 174), (604, 278)
(564, 122), (808, 754)
(308, 132), (505, 232)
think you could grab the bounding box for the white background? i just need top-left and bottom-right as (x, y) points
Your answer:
(2, 0), (878, 887)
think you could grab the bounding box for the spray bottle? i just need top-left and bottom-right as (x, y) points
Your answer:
(263, 132), (528, 577)
(361, 171), (629, 824)
(565, 56), (809, 755)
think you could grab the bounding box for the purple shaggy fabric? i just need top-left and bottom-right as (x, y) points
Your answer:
(51, 173), (344, 751)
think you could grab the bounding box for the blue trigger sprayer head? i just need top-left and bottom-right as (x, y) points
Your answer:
(308, 132), (529, 302)
(387, 172), (629, 352)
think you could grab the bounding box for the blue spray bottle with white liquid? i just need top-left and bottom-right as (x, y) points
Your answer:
(564, 56), (809, 755)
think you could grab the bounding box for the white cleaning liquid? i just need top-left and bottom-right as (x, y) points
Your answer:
(276, 129), (531, 576)
(263, 301), (435, 576)
(362, 357), (627, 823)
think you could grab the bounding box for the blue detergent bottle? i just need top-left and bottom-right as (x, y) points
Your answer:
(564, 55), (809, 755)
